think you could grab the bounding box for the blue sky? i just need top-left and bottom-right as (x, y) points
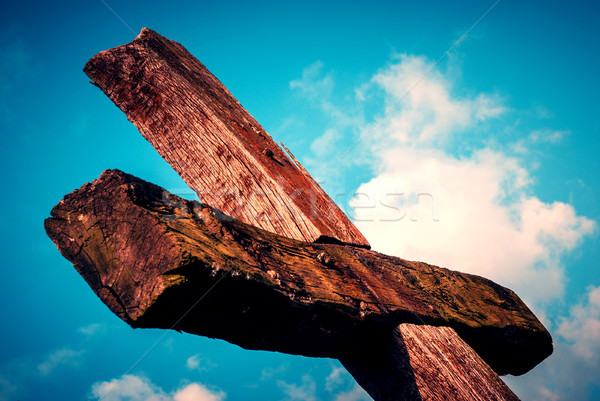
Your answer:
(1, 1), (599, 400)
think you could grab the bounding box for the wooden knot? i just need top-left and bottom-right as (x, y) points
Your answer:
(316, 251), (332, 265)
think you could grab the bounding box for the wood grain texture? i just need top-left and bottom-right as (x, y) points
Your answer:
(75, 28), (554, 400)
(45, 170), (551, 377)
(342, 324), (520, 401)
(84, 28), (369, 248)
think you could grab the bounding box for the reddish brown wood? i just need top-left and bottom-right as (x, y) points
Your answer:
(84, 28), (369, 248)
(67, 28), (554, 400)
(342, 324), (520, 401)
(45, 170), (550, 378)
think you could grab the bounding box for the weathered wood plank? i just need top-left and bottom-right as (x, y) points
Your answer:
(44, 169), (552, 378)
(75, 28), (553, 400)
(84, 28), (369, 248)
(342, 324), (520, 401)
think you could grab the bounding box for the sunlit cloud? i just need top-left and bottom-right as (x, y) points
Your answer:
(506, 285), (600, 400)
(89, 374), (225, 401)
(292, 52), (597, 400)
(557, 285), (600, 364)
(292, 54), (596, 308)
(349, 55), (596, 308)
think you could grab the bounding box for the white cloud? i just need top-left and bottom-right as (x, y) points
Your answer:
(351, 149), (595, 305)
(259, 363), (289, 381)
(311, 129), (343, 158)
(290, 62), (368, 198)
(276, 366), (373, 401)
(277, 375), (317, 401)
(506, 286), (600, 400)
(90, 374), (225, 401)
(0, 343), (87, 400)
(77, 323), (106, 337)
(290, 61), (333, 99)
(324, 363), (373, 401)
(292, 54), (597, 399)
(325, 366), (345, 391)
(557, 285), (600, 364)
(37, 347), (85, 376)
(186, 355), (201, 370)
(174, 383), (225, 401)
(90, 374), (168, 401)
(529, 129), (569, 144)
(186, 354), (216, 372)
(290, 62), (362, 129)
(333, 385), (372, 401)
(344, 55), (596, 308)
(369, 54), (505, 146)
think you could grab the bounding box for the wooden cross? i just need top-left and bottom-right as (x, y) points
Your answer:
(45, 28), (552, 400)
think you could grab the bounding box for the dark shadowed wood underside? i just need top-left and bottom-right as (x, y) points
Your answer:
(45, 170), (551, 377)
(342, 324), (520, 401)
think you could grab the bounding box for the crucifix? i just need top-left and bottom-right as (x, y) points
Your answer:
(45, 28), (552, 400)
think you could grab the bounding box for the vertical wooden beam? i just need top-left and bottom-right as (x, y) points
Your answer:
(342, 324), (519, 400)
